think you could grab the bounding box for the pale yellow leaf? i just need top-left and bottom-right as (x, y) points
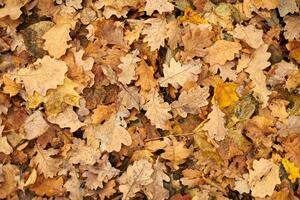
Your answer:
(232, 24), (263, 49)
(144, 0), (174, 15)
(284, 15), (300, 41)
(24, 111), (49, 140)
(142, 18), (167, 51)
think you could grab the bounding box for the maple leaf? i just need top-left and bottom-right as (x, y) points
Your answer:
(159, 58), (202, 89)
(171, 86), (209, 117)
(204, 40), (241, 66)
(144, 0), (174, 15)
(0, 0), (29, 20)
(143, 160), (170, 200)
(284, 16), (300, 41)
(161, 136), (192, 170)
(31, 145), (62, 178)
(24, 111), (49, 140)
(11, 55), (68, 96)
(30, 176), (65, 197)
(282, 158), (300, 183)
(135, 59), (157, 91)
(48, 106), (85, 132)
(95, 114), (132, 152)
(118, 159), (154, 200)
(203, 102), (227, 141)
(82, 155), (120, 190)
(142, 18), (167, 51)
(245, 44), (271, 107)
(142, 90), (172, 130)
(248, 158), (280, 198)
(27, 78), (81, 116)
(232, 24), (263, 49)
(181, 27), (214, 59)
(69, 138), (100, 165)
(117, 50), (141, 85)
(64, 170), (83, 200)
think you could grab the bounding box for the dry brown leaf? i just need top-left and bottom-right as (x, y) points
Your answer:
(287, 40), (300, 63)
(181, 27), (214, 60)
(11, 55), (68, 96)
(142, 18), (167, 51)
(30, 176), (64, 197)
(0, 164), (18, 199)
(252, 0), (279, 9)
(99, 180), (117, 200)
(118, 159), (154, 200)
(171, 86), (209, 117)
(232, 24), (263, 49)
(117, 50), (141, 84)
(64, 170), (83, 200)
(91, 104), (115, 124)
(278, 0), (299, 17)
(204, 40), (241, 65)
(144, 0), (174, 15)
(161, 136), (192, 170)
(0, 0), (29, 20)
(166, 18), (181, 50)
(24, 111), (49, 140)
(284, 16), (300, 41)
(2, 74), (21, 96)
(135, 59), (157, 91)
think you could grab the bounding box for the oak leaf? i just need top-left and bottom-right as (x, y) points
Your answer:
(0, 164), (19, 199)
(117, 50), (141, 85)
(166, 18), (181, 50)
(99, 180), (117, 200)
(64, 170), (83, 200)
(24, 111), (49, 140)
(204, 40), (241, 65)
(119, 86), (142, 110)
(95, 114), (132, 152)
(11, 56), (68, 96)
(159, 58), (202, 89)
(2, 74), (21, 97)
(0, 0), (29, 20)
(82, 155), (120, 190)
(161, 136), (192, 170)
(143, 90), (172, 130)
(144, 0), (174, 15)
(171, 86), (209, 117)
(278, 0), (299, 17)
(284, 16), (300, 41)
(118, 159), (154, 200)
(282, 158), (300, 183)
(32, 145), (62, 178)
(142, 18), (167, 51)
(0, 134), (13, 155)
(47, 107), (85, 132)
(181, 27), (214, 59)
(232, 24), (263, 49)
(213, 80), (239, 110)
(91, 104), (115, 124)
(248, 158), (280, 198)
(30, 176), (64, 197)
(203, 102), (227, 141)
(135, 59), (157, 91)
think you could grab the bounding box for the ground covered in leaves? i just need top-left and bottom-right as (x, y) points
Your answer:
(0, 0), (300, 199)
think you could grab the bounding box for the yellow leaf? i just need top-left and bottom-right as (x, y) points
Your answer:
(2, 74), (22, 96)
(213, 79), (239, 110)
(91, 104), (116, 124)
(179, 8), (208, 25)
(27, 78), (80, 116)
(282, 158), (300, 183)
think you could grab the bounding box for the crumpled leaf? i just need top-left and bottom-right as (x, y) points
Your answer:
(24, 110), (49, 140)
(11, 55), (68, 96)
(31, 145), (62, 178)
(47, 106), (85, 132)
(30, 176), (65, 197)
(95, 114), (132, 152)
(232, 24), (263, 49)
(248, 158), (280, 198)
(91, 104), (115, 124)
(144, 0), (174, 15)
(282, 158), (300, 183)
(204, 40), (241, 65)
(142, 18), (167, 51)
(203, 102), (227, 141)
(117, 49), (141, 85)
(159, 58), (202, 89)
(142, 90), (172, 130)
(161, 136), (192, 170)
(171, 86), (209, 117)
(82, 155), (120, 190)
(118, 159), (154, 200)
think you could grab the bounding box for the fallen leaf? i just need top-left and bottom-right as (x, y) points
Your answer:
(0, 164), (18, 199)
(99, 180), (117, 200)
(213, 80), (239, 110)
(0, 0), (29, 20)
(144, 0), (174, 15)
(24, 111), (49, 140)
(30, 176), (64, 197)
(142, 18), (167, 51)
(284, 16), (300, 41)
(64, 171), (83, 200)
(232, 24), (263, 49)
(91, 104), (115, 124)
(2, 74), (21, 96)
(135, 59), (157, 91)
(282, 158), (300, 183)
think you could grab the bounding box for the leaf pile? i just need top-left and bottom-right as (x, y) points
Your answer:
(0, 0), (300, 199)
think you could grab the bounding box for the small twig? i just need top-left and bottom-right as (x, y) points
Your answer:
(144, 132), (195, 142)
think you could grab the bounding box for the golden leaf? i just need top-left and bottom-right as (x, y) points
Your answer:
(213, 79), (239, 110)
(282, 158), (300, 183)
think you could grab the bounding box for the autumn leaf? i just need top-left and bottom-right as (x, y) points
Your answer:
(204, 40), (241, 65)
(158, 58), (202, 89)
(144, 0), (174, 15)
(64, 170), (83, 200)
(2, 74), (21, 96)
(203, 101), (227, 141)
(213, 80), (239, 110)
(284, 16), (300, 41)
(232, 24), (263, 49)
(11, 55), (68, 96)
(91, 104), (115, 124)
(282, 158), (300, 183)
(30, 176), (64, 197)
(24, 111), (49, 140)
(142, 90), (172, 130)
(179, 8), (208, 24)
(99, 180), (117, 200)
(171, 86), (209, 117)
(142, 18), (167, 51)
(0, 164), (18, 199)
(118, 159), (154, 200)
(0, 0), (29, 20)
(135, 59), (157, 91)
